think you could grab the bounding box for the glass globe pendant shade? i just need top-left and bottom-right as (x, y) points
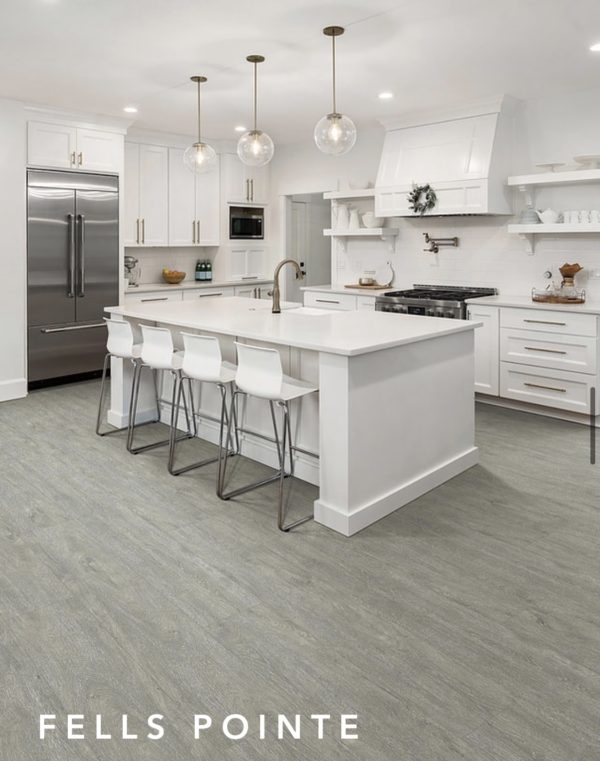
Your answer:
(183, 141), (217, 174)
(314, 112), (356, 156)
(237, 129), (274, 167)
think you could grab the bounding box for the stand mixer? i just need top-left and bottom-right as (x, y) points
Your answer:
(124, 255), (141, 287)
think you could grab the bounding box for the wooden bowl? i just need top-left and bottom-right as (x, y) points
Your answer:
(162, 270), (186, 284)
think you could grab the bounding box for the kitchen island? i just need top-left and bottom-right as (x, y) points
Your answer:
(106, 297), (480, 536)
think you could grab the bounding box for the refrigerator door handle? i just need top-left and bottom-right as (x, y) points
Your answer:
(77, 213), (85, 297)
(41, 323), (106, 334)
(67, 213), (75, 298)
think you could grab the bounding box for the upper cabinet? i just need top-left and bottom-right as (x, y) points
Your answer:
(168, 148), (220, 246)
(28, 121), (122, 173)
(124, 143), (169, 246)
(221, 153), (269, 205)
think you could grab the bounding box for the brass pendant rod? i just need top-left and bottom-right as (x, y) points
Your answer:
(332, 33), (336, 114)
(253, 60), (258, 132)
(197, 78), (202, 143)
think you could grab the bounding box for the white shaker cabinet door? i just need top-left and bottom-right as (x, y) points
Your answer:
(123, 142), (140, 246)
(195, 157), (220, 246)
(76, 128), (122, 173)
(168, 147), (196, 246)
(138, 144), (169, 246)
(28, 121), (77, 169)
(467, 304), (499, 395)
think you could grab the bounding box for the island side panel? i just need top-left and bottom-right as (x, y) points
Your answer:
(315, 330), (479, 536)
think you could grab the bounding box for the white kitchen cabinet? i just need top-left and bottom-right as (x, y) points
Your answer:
(75, 129), (123, 172)
(467, 304), (499, 395)
(124, 142), (169, 246)
(168, 148), (220, 246)
(125, 290), (183, 304)
(234, 282), (273, 299)
(357, 296), (376, 311)
(304, 291), (357, 311)
(227, 246), (266, 280)
(28, 121), (122, 172)
(221, 153), (269, 204)
(28, 122), (76, 169)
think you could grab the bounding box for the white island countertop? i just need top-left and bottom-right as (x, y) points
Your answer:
(465, 293), (600, 315)
(108, 296), (479, 357)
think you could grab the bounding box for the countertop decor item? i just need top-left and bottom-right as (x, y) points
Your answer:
(531, 262), (585, 303)
(184, 76), (217, 175)
(408, 184), (437, 215)
(314, 26), (357, 156)
(361, 212), (384, 228)
(346, 261), (395, 289)
(237, 55), (274, 167)
(162, 269), (186, 285)
(574, 155), (600, 169)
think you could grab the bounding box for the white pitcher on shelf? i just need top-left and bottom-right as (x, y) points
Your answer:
(336, 203), (349, 230)
(348, 208), (360, 230)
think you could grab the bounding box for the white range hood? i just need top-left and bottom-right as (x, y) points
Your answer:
(375, 97), (516, 217)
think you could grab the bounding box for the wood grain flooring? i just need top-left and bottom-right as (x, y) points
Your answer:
(0, 379), (598, 761)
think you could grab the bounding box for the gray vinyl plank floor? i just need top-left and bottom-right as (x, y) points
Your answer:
(0, 379), (598, 761)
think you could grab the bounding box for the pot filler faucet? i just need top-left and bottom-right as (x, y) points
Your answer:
(272, 258), (304, 313)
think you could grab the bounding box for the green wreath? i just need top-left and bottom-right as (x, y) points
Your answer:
(408, 184), (437, 215)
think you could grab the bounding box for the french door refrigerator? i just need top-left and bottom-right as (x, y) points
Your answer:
(27, 170), (119, 384)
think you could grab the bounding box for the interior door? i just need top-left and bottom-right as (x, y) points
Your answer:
(27, 185), (76, 326)
(74, 189), (119, 322)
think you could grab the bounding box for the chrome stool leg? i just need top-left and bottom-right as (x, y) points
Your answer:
(170, 379), (236, 477)
(276, 400), (312, 532)
(127, 365), (194, 455)
(95, 353), (128, 437)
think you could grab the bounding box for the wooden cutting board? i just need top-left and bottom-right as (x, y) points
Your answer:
(344, 283), (392, 290)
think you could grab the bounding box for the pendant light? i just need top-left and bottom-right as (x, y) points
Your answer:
(184, 76), (217, 174)
(314, 26), (356, 156)
(237, 55), (275, 167)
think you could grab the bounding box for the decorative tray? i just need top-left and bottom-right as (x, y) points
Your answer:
(531, 288), (586, 304)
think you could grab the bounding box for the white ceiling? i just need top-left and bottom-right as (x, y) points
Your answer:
(2, 0), (600, 144)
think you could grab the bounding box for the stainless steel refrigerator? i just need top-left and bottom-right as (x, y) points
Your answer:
(27, 170), (119, 384)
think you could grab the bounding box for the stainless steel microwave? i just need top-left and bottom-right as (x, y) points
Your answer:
(229, 206), (264, 239)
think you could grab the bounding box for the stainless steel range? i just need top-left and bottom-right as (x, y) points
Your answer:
(375, 284), (497, 319)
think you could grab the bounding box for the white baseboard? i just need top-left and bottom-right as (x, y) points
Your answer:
(314, 447), (479, 537)
(476, 395), (599, 428)
(0, 377), (27, 403)
(107, 407), (157, 429)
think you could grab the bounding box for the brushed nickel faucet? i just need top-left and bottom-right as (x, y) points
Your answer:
(271, 258), (304, 313)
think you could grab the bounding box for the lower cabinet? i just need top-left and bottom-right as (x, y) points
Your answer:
(499, 363), (595, 414)
(234, 283), (273, 299)
(466, 304), (499, 395)
(304, 291), (358, 311)
(125, 290), (183, 305)
(183, 287), (234, 301)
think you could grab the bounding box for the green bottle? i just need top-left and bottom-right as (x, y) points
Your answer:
(205, 259), (212, 282)
(195, 259), (203, 281)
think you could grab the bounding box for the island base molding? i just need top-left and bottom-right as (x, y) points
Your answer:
(314, 447), (478, 536)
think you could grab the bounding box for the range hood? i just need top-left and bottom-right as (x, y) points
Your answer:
(375, 97), (516, 217)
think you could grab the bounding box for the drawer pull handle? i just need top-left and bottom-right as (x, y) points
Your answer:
(523, 319), (567, 326)
(198, 292), (223, 297)
(524, 382), (567, 393)
(316, 298), (340, 304)
(141, 297), (168, 302)
(241, 276), (259, 280)
(524, 346), (567, 355)
(41, 323), (105, 334)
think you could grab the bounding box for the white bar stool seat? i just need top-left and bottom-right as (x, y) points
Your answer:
(127, 324), (193, 455)
(168, 333), (238, 477)
(218, 341), (318, 532)
(96, 317), (143, 436)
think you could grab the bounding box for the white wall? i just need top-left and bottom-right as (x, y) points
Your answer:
(268, 88), (600, 300)
(0, 98), (27, 402)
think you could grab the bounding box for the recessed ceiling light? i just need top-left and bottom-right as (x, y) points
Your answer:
(590, 42), (600, 51)
(234, 125), (246, 132)
(123, 106), (138, 113)
(378, 92), (394, 100)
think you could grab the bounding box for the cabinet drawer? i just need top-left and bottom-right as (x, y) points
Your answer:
(500, 307), (597, 337)
(304, 291), (356, 311)
(183, 287), (234, 301)
(125, 291), (183, 304)
(500, 329), (597, 375)
(500, 362), (595, 414)
(357, 296), (376, 312)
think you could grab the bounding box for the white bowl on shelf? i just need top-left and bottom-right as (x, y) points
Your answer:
(361, 212), (384, 228)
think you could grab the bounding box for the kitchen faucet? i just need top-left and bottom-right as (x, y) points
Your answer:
(271, 258), (304, 313)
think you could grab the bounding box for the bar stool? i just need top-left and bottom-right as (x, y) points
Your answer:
(168, 333), (238, 477)
(217, 341), (318, 532)
(127, 324), (194, 455)
(96, 317), (144, 437)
